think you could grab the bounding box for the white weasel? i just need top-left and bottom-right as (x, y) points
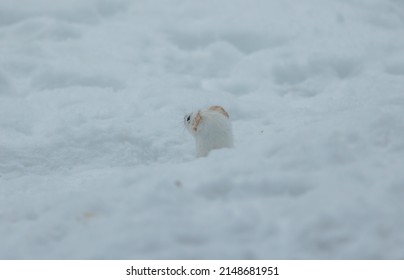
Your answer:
(184, 105), (233, 157)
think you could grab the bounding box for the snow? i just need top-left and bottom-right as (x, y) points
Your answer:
(1, 0), (404, 259)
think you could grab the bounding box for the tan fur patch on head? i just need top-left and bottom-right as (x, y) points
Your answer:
(209, 106), (229, 118)
(192, 111), (202, 132)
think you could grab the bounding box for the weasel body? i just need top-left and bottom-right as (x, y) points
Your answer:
(184, 106), (233, 157)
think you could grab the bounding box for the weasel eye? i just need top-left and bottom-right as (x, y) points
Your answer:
(186, 115), (191, 122)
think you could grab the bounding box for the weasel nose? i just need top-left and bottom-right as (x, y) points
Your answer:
(184, 114), (191, 124)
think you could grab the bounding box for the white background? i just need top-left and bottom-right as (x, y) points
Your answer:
(1, 261), (404, 280)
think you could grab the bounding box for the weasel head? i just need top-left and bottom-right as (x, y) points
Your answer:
(184, 106), (229, 136)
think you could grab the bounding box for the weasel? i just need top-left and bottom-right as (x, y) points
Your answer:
(184, 105), (233, 157)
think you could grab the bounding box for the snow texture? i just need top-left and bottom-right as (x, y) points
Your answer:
(1, 0), (404, 259)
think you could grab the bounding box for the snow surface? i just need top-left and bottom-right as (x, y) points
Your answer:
(1, 0), (404, 259)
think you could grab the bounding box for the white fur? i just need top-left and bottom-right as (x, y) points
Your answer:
(184, 106), (233, 157)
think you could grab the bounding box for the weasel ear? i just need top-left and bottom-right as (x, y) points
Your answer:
(209, 105), (229, 118)
(192, 111), (202, 132)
